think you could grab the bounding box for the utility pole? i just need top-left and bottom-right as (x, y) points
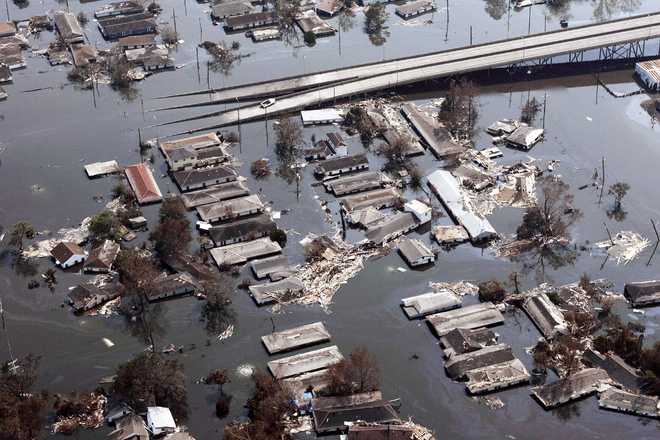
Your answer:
(5, 0), (9, 21)
(196, 46), (200, 83)
(528, 5), (532, 35)
(236, 97), (242, 155)
(264, 108), (269, 155)
(184, 0), (188, 16)
(172, 8), (177, 36)
(445, 0), (449, 42)
(199, 17), (203, 42)
(542, 91), (547, 129)
(469, 25), (472, 46)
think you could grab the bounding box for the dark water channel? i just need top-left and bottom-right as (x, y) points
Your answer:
(2, 0), (660, 439)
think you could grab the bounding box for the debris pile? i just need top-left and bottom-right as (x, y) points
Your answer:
(428, 280), (479, 297)
(592, 230), (649, 265)
(52, 392), (107, 434)
(23, 217), (91, 258)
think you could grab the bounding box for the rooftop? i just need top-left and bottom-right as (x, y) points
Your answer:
(426, 302), (504, 336)
(397, 238), (434, 265)
(172, 165), (238, 189)
(465, 358), (530, 394)
(624, 280), (660, 307)
(268, 345), (343, 379)
(401, 291), (461, 319)
(341, 187), (402, 213)
(249, 277), (305, 305)
(316, 154), (369, 175)
(522, 292), (568, 339)
(84, 240), (120, 272)
(531, 368), (610, 409)
(365, 212), (418, 245)
(51, 241), (85, 263)
(196, 194), (264, 222)
(210, 237), (281, 266)
(125, 163), (163, 204)
(209, 214), (276, 245)
(180, 181), (250, 209)
(444, 343), (515, 379)
(160, 132), (222, 152)
(439, 327), (499, 358)
(261, 322), (331, 354)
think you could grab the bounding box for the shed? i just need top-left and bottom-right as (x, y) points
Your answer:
(125, 163), (163, 204)
(401, 291), (461, 319)
(397, 238), (435, 267)
(261, 322), (331, 354)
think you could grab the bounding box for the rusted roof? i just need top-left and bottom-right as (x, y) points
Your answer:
(125, 163), (163, 204)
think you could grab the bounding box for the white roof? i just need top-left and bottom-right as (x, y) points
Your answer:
(426, 170), (496, 242)
(404, 199), (431, 217)
(146, 407), (176, 430)
(300, 108), (344, 123)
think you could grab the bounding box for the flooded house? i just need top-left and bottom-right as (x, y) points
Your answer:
(261, 321), (331, 354)
(505, 125), (544, 150)
(301, 108), (344, 125)
(51, 242), (87, 268)
(209, 214), (276, 246)
(210, 237), (281, 266)
(98, 13), (157, 39)
(324, 171), (385, 196)
(148, 272), (200, 302)
(404, 199), (432, 224)
(146, 407), (176, 436)
(248, 277), (305, 305)
(583, 349), (643, 392)
(439, 327), (499, 358)
(211, 1), (255, 21)
(0, 63), (11, 82)
(531, 368), (610, 409)
(400, 103), (466, 159)
(598, 387), (660, 418)
(347, 206), (385, 228)
(432, 225), (470, 245)
(108, 414), (148, 440)
(465, 358), (530, 394)
(315, 154), (369, 178)
(327, 132), (348, 157)
(282, 369), (331, 402)
(172, 165), (238, 192)
(427, 170), (497, 243)
(426, 302), (504, 337)
(159, 132), (223, 153)
(196, 194), (265, 223)
(268, 345), (343, 379)
(635, 59), (660, 91)
(84, 160), (121, 178)
(395, 0), (436, 19)
(94, 1), (144, 18)
(444, 343), (516, 379)
(118, 34), (155, 50)
(341, 187), (402, 213)
(522, 291), (568, 339)
(84, 240), (120, 273)
(67, 281), (124, 313)
(249, 27), (281, 42)
(125, 45), (174, 71)
(125, 163), (163, 204)
(54, 11), (84, 44)
(401, 291), (461, 319)
(304, 140), (333, 161)
(250, 254), (293, 279)
(365, 212), (418, 245)
(296, 10), (335, 37)
(311, 392), (400, 434)
(315, 0), (343, 16)
(181, 181), (249, 209)
(224, 11), (278, 32)
(0, 44), (25, 69)
(624, 280), (660, 307)
(397, 238), (435, 267)
(347, 424), (416, 439)
(0, 21), (16, 37)
(71, 44), (98, 67)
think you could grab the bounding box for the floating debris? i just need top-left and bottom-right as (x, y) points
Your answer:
(217, 324), (234, 341)
(102, 337), (115, 348)
(475, 395), (505, 410)
(52, 392), (107, 434)
(592, 230), (649, 265)
(429, 281), (479, 297)
(236, 363), (255, 377)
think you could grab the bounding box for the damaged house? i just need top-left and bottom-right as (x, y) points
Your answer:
(67, 281), (125, 313)
(84, 240), (120, 273)
(397, 238), (435, 267)
(210, 237), (281, 266)
(426, 302), (504, 337)
(311, 392), (400, 435)
(365, 212), (419, 245)
(209, 214), (276, 246)
(522, 291), (568, 339)
(624, 280), (660, 307)
(401, 291), (461, 319)
(51, 242), (87, 268)
(531, 368), (610, 409)
(54, 11), (84, 44)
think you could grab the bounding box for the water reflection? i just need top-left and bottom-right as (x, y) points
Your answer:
(592, 0), (641, 21)
(484, 0), (508, 20)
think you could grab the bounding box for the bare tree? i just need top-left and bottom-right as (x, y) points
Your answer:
(439, 77), (480, 142)
(520, 96), (542, 125)
(8, 221), (34, 252)
(327, 347), (381, 396)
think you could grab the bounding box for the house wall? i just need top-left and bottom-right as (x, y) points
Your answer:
(61, 254), (86, 268)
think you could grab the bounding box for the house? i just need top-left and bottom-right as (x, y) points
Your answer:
(444, 343), (516, 379)
(210, 237), (281, 266)
(250, 27), (281, 42)
(395, 0), (435, 19)
(301, 108), (344, 125)
(365, 212), (418, 245)
(224, 11), (278, 32)
(427, 170), (497, 243)
(315, 154), (368, 178)
(148, 272), (199, 302)
(84, 240), (120, 273)
(401, 291), (461, 319)
(248, 277), (305, 305)
(0, 63), (12, 82)
(108, 414), (149, 440)
(598, 387), (660, 418)
(432, 225), (470, 245)
(209, 214), (276, 246)
(296, 10), (335, 37)
(250, 254), (293, 280)
(172, 165), (238, 192)
(531, 368), (610, 409)
(624, 280), (660, 307)
(146, 407), (176, 436)
(311, 391), (400, 434)
(95, 1), (144, 18)
(84, 160), (121, 178)
(324, 171), (385, 196)
(397, 238), (435, 267)
(160, 132), (223, 152)
(196, 194), (265, 223)
(162, 143), (228, 171)
(404, 199), (431, 224)
(583, 348), (643, 392)
(261, 322), (330, 354)
(304, 140), (333, 161)
(315, 0), (342, 16)
(98, 13), (157, 40)
(506, 125), (544, 150)
(0, 44), (25, 69)
(522, 291), (568, 339)
(635, 59), (660, 91)
(54, 11), (84, 44)
(67, 282), (124, 313)
(400, 103), (466, 159)
(125, 163), (163, 204)
(0, 21), (16, 38)
(51, 242), (87, 268)
(326, 132), (347, 157)
(118, 34), (155, 50)
(347, 424), (415, 440)
(439, 327), (498, 358)
(465, 358), (530, 394)
(70, 44), (98, 67)
(211, 1), (255, 20)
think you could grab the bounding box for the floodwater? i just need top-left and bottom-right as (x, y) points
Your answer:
(2, 0), (660, 439)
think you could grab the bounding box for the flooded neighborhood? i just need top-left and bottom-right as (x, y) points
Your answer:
(2, 0), (660, 439)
